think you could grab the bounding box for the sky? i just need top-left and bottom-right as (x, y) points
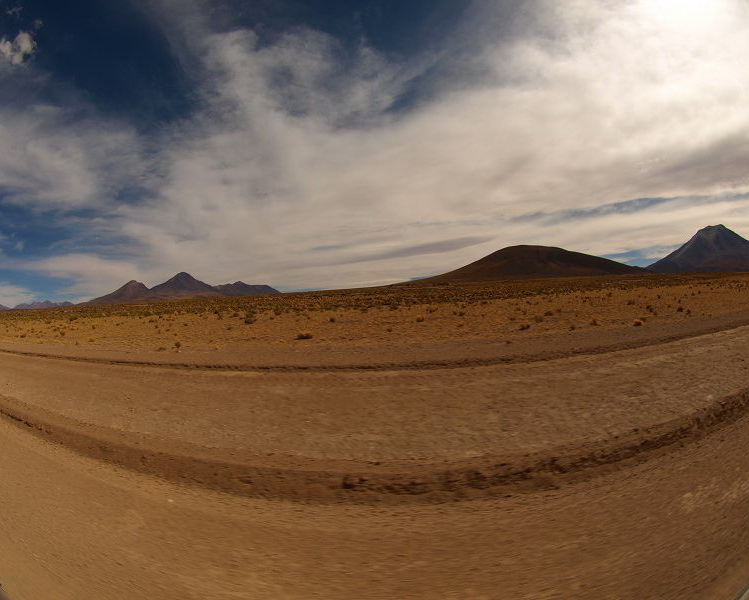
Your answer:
(1, 0), (749, 305)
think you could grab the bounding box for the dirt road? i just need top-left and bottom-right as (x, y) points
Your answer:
(2, 325), (749, 598)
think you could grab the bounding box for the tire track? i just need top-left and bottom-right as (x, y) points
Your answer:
(2, 315), (749, 373)
(2, 382), (748, 505)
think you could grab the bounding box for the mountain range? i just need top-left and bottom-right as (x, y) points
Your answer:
(87, 272), (279, 305)
(420, 224), (749, 283)
(0, 301), (74, 311)
(3, 225), (749, 309)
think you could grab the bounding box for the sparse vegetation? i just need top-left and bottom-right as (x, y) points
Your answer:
(0, 272), (744, 354)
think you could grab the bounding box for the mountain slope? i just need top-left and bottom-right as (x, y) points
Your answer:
(649, 225), (749, 273)
(213, 282), (279, 296)
(87, 281), (151, 306)
(149, 272), (220, 298)
(420, 245), (644, 283)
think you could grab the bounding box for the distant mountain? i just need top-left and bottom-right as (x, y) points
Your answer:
(418, 245), (644, 283)
(649, 225), (749, 273)
(213, 282), (279, 296)
(14, 300), (74, 310)
(148, 272), (220, 300)
(87, 280), (151, 306)
(0, 304), (9, 312)
(88, 273), (280, 305)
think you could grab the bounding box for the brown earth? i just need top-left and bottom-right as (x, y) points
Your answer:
(2, 273), (749, 598)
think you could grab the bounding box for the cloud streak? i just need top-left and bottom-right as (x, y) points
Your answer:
(3, 0), (749, 298)
(0, 280), (34, 307)
(335, 236), (496, 264)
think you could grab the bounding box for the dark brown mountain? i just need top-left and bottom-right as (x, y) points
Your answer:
(649, 225), (749, 273)
(148, 272), (220, 298)
(87, 273), (280, 305)
(419, 245), (644, 283)
(87, 280), (151, 306)
(213, 282), (279, 296)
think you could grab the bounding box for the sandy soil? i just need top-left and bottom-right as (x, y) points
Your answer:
(0, 273), (745, 360)
(1, 274), (749, 598)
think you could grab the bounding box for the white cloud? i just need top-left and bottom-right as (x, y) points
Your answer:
(0, 103), (144, 208)
(6, 0), (749, 297)
(21, 254), (146, 299)
(116, 0), (749, 289)
(0, 30), (36, 65)
(0, 281), (34, 308)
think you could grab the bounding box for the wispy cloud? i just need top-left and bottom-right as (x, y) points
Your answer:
(0, 280), (34, 307)
(3, 0), (749, 298)
(603, 245), (681, 267)
(511, 193), (749, 226)
(20, 254), (145, 299)
(337, 236), (496, 264)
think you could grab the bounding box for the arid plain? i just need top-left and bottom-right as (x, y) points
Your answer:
(2, 273), (749, 598)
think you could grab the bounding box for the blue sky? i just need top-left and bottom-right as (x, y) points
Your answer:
(1, 0), (749, 305)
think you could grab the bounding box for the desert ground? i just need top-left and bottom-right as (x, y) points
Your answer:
(2, 273), (749, 598)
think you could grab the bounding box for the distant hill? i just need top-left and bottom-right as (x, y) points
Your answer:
(418, 245), (644, 283)
(88, 280), (151, 305)
(14, 300), (74, 310)
(88, 272), (280, 305)
(213, 282), (280, 296)
(0, 304), (9, 312)
(649, 225), (749, 273)
(148, 272), (221, 300)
